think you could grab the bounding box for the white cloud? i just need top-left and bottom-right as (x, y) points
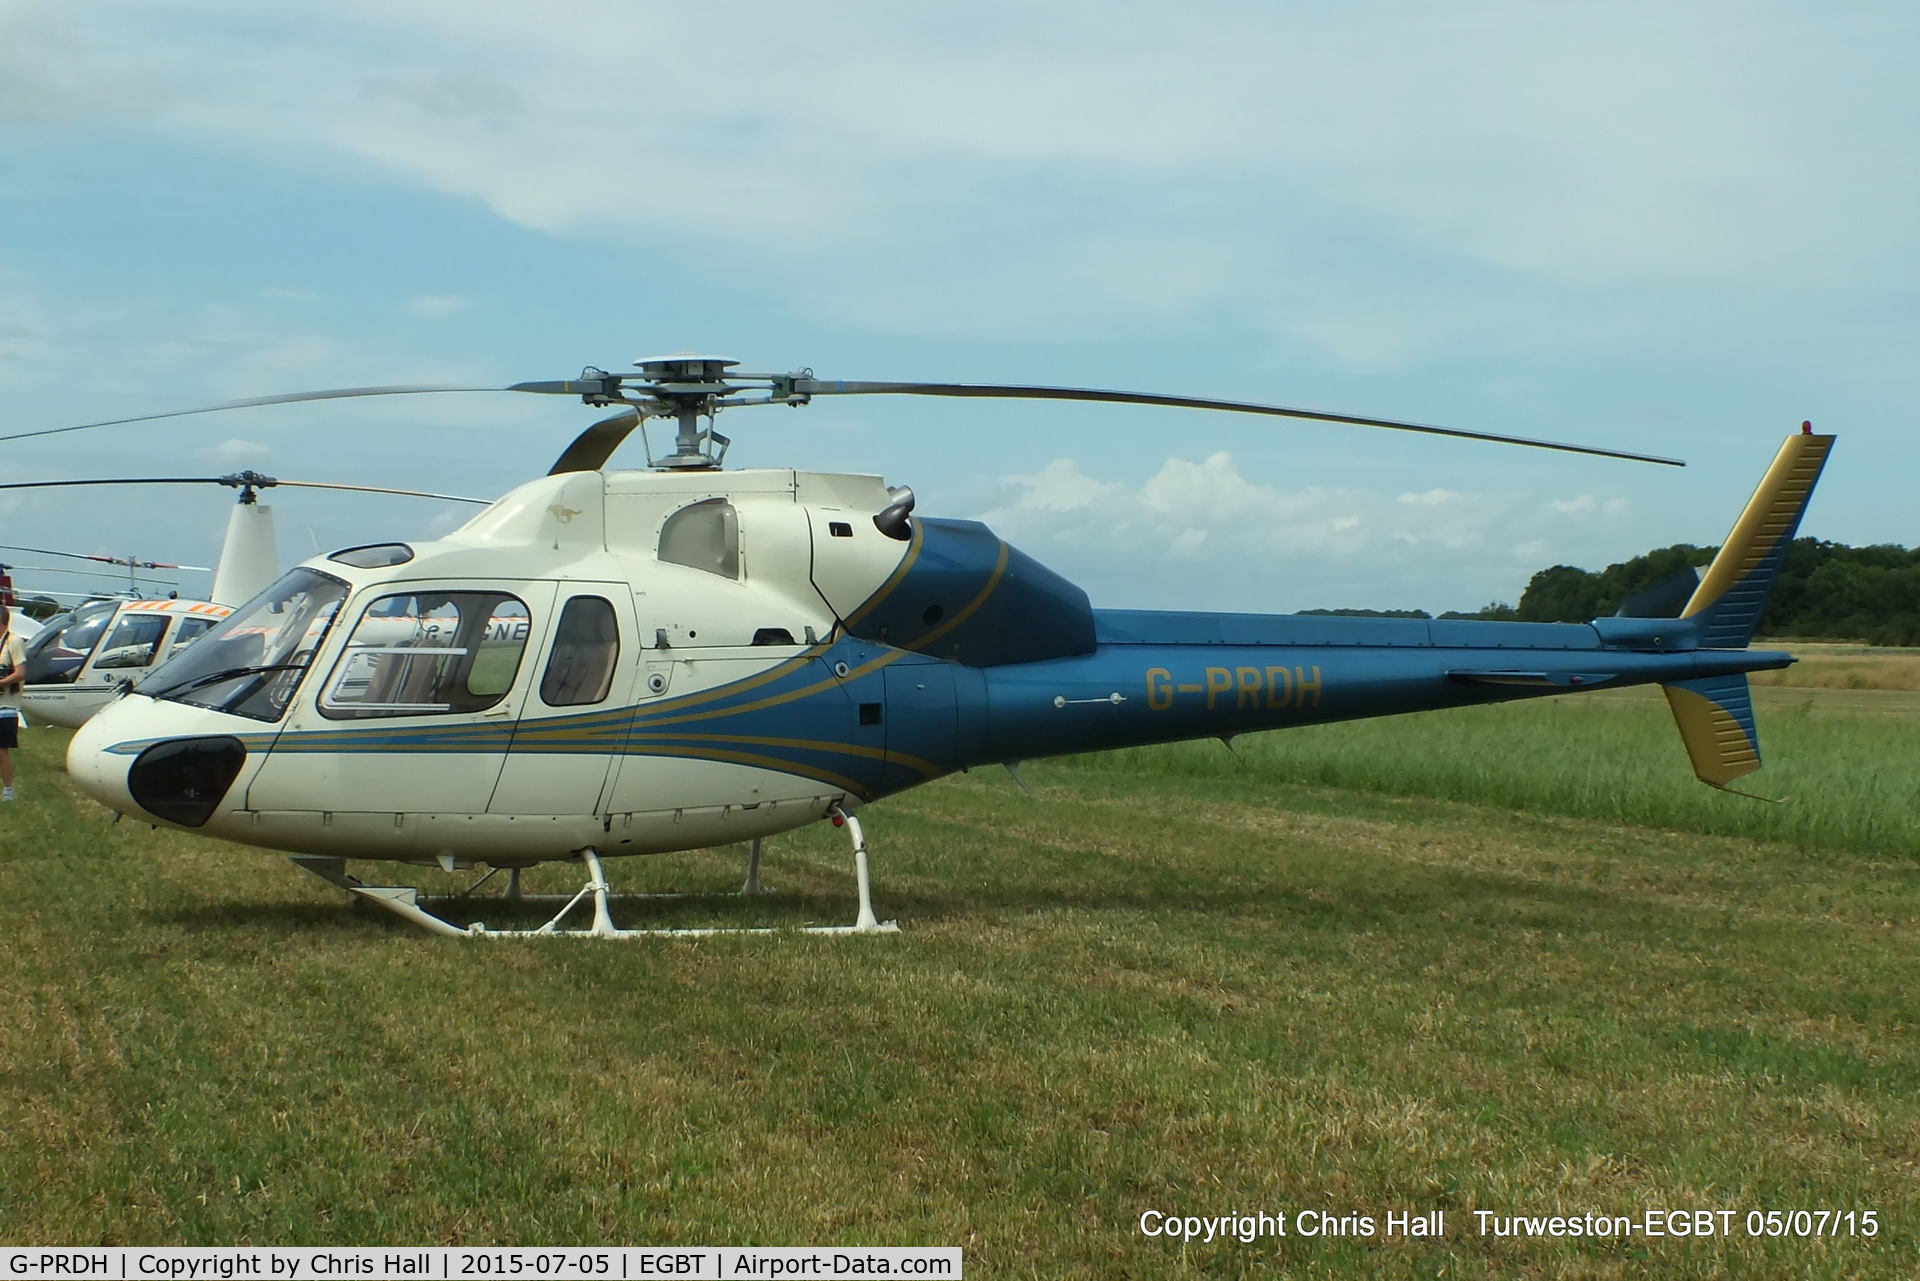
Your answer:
(978, 452), (1642, 611)
(4, 2), (1916, 357)
(405, 294), (470, 318)
(196, 438), (270, 468)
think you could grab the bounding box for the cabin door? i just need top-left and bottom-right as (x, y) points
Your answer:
(245, 582), (551, 817)
(488, 586), (638, 816)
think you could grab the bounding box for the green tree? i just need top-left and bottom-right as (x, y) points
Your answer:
(1509, 539), (1920, 644)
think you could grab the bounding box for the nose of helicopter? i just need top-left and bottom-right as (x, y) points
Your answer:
(67, 707), (141, 814)
(67, 697), (250, 827)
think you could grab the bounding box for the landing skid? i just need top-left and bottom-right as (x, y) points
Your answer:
(287, 805), (898, 939)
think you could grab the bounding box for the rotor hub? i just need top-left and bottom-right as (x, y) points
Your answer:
(217, 470), (279, 503)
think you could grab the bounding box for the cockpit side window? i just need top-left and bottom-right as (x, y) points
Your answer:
(22, 609), (113, 684)
(166, 615), (219, 662)
(92, 613), (172, 669)
(320, 590), (531, 719)
(658, 499), (739, 579)
(539, 596), (619, 707)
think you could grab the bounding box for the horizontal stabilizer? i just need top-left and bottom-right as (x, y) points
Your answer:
(1616, 566), (1704, 619)
(1662, 674), (1760, 787)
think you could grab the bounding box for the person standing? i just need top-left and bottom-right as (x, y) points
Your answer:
(0, 604), (24, 801)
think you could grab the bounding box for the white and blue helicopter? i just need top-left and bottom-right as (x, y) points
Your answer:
(7, 357), (1829, 938)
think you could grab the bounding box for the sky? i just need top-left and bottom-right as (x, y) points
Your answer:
(1, 1), (1915, 615)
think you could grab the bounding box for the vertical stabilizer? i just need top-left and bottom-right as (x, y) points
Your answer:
(210, 501), (279, 607)
(1662, 673), (1760, 788)
(1680, 429), (1833, 648)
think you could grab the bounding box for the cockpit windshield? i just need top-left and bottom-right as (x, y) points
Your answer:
(140, 569), (349, 721)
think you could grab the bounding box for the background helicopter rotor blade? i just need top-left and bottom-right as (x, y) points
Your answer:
(0, 543), (211, 571)
(0, 476), (226, 489)
(0, 385), (500, 444)
(0, 563), (183, 586)
(14, 588), (147, 602)
(780, 379), (1687, 467)
(0, 475), (489, 504)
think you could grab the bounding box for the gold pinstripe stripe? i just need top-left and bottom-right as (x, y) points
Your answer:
(625, 645), (828, 720)
(620, 743), (870, 798)
(906, 539), (1008, 654)
(841, 519), (925, 628)
(631, 648), (907, 729)
(628, 731), (944, 777)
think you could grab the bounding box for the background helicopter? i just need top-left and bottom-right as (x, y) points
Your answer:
(0, 545), (214, 724)
(0, 472), (488, 728)
(27, 355), (1827, 939)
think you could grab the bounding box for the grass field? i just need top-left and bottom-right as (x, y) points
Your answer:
(1751, 641), (1920, 692)
(2, 667), (1918, 1277)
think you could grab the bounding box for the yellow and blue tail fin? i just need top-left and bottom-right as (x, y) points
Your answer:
(1679, 426), (1834, 649)
(1664, 673), (1762, 787)
(1662, 426), (1833, 789)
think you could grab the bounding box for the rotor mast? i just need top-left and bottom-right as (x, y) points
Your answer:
(532, 355), (739, 470)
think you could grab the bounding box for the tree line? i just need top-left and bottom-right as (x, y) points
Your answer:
(1480, 540), (1920, 645)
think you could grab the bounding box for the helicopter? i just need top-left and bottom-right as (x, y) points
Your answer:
(0, 472), (488, 728)
(22, 355), (1828, 939)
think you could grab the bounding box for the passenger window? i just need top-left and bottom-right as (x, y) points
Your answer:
(658, 499), (739, 579)
(320, 590), (531, 719)
(540, 597), (620, 707)
(92, 614), (172, 669)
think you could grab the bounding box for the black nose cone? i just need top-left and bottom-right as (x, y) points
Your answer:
(128, 737), (248, 827)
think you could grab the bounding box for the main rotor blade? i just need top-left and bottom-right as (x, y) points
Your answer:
(0, 477), (231, 490)
(0, 543), (209, 571)
(11, 588), (145, 601)
(0, 476), (487, 503)
(789, 380), (1685, 467)
(272, 480), (491, 504)
(0, 563), (182, 585)
(0, 385), (499, 444)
